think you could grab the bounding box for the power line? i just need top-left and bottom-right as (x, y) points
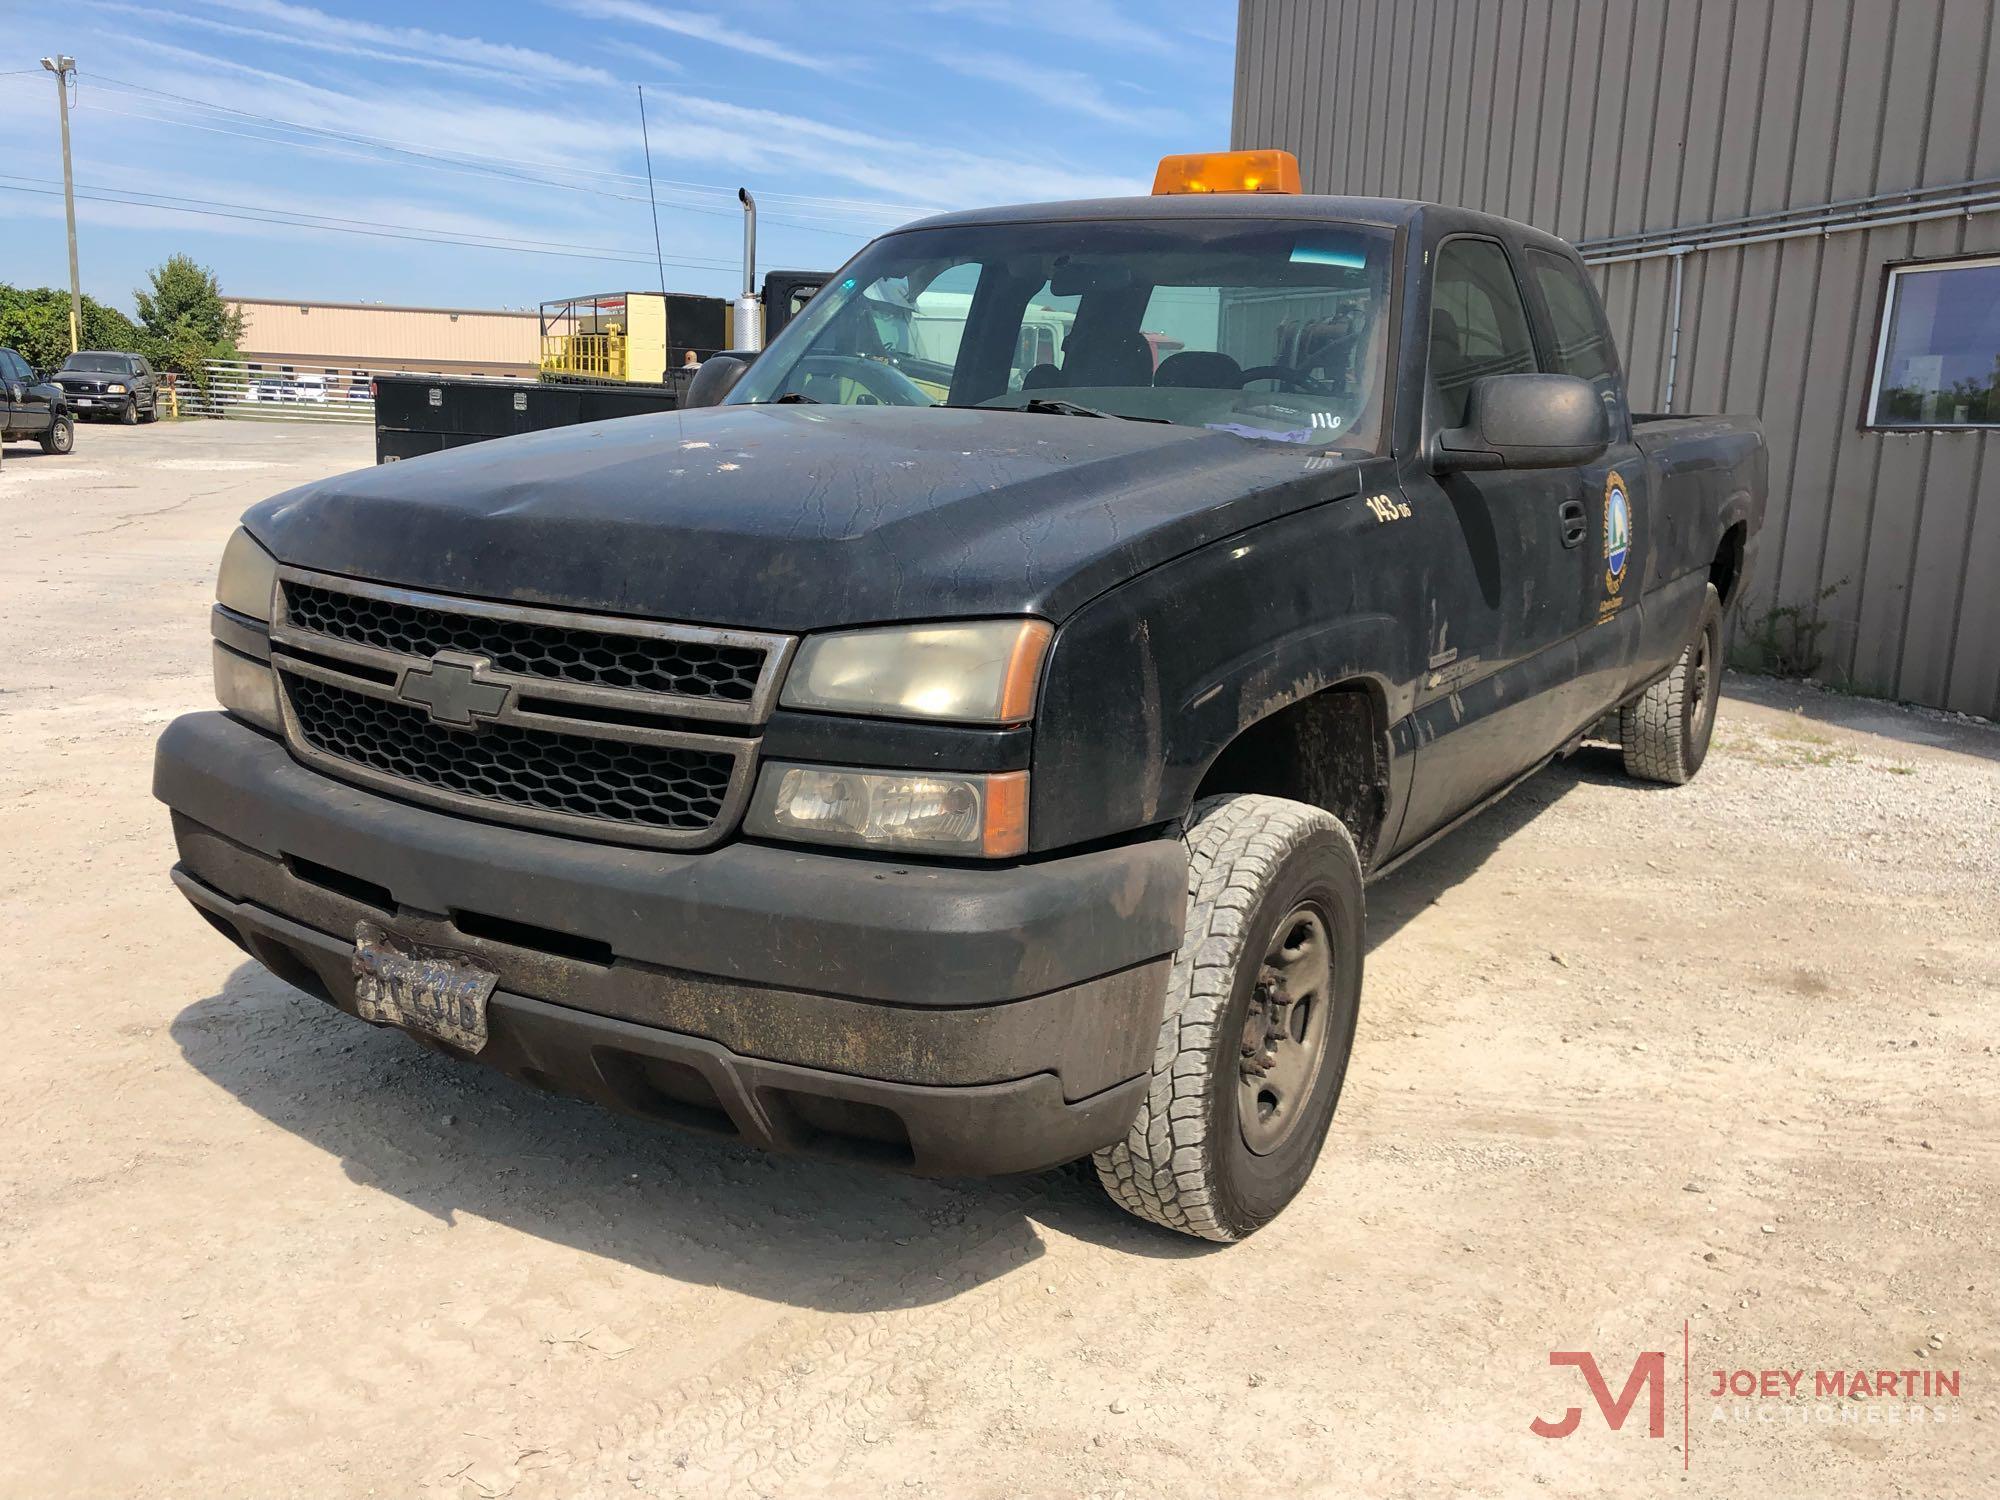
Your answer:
(76, 71), (927, 223)
(4, 69), (912, 229)
(0, 172), (742, 265)
(81, 98), (887, 238)
(0, 180), (746, 272)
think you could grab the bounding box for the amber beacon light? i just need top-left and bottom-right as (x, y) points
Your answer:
(1152, 149), (1302, 196)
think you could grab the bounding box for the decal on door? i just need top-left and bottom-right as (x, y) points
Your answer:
(1599, 470), (1633, 621)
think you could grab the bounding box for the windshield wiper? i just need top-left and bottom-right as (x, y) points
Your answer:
(970, 398), (1173, 424)
(769, 391), (821, 404)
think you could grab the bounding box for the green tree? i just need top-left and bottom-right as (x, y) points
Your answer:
(0, 284), (146, 372)
(135, 254), (243, 347)
(133, 255), (245, 393)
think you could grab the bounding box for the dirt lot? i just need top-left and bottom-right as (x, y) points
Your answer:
(2, 419), (1996, 1499)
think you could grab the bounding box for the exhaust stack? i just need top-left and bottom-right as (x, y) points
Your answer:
(734, 188), (763, 352)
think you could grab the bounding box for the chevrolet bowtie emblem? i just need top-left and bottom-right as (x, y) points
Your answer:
(398, 651), (510, 727)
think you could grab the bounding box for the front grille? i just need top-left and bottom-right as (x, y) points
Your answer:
(285, 580), (767, 702)
(283, 672), (737, 835)
(268, 569), (790, 848)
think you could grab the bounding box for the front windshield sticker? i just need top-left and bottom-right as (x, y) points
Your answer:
(1205, 422), (1317, 443)
(1290, 244), (1367, 269)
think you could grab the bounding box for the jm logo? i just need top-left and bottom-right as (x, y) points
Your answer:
(399, 651), (509, 727)
(1531, 1351), (1666, 1439)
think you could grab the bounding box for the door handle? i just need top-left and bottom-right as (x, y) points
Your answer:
(1558, 498), (1588, 548)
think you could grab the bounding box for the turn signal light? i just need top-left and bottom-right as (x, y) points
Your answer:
(1152, 149), (1302, 196)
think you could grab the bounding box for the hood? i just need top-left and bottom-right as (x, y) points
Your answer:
(246, 404), (1364, 630)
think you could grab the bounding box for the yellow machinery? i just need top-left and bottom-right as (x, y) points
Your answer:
(538, 291), (729, 384)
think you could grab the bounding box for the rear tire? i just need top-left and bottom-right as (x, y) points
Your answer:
(1619, 582), (1724, 785)
(41, 413), (74, 455)
(1094, 793), (1364, 1242)
(141, 396), (159, 423)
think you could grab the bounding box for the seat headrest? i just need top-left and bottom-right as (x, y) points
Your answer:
(1154, 350), (1244, 388)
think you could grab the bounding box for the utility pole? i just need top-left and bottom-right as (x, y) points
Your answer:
(40, 55), (81, 355)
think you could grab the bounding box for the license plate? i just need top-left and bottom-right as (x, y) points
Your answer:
(351, 919), (498, 1052)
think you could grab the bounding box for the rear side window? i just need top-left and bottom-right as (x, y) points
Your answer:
(1429, 238), (1537, 427)
(1528, 248), (1620, 403)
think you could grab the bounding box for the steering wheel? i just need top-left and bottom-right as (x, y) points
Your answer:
(1236, 364), (1316, 393)
(790, 354), (933, 407)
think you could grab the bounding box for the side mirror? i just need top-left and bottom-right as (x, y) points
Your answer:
(6, 382), (23, 403)
(683, 354), (749, 409)
(1432, 373), (1609, 472)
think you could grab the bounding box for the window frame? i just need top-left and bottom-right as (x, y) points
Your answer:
(1423, 231), (1544, 435)
(1863, 250), (2000, 432)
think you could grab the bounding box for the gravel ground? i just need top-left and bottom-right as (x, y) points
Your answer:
(2, 420), (1996, 1499)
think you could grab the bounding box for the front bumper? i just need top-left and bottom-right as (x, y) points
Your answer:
(61, 391), (126, 411)
(155, 712), (1184, 1175)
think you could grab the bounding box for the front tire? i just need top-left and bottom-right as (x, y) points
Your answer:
(120, 398), (139, 425)
(41, 413), (74, 455)
(1094, 794), (1364, 1242)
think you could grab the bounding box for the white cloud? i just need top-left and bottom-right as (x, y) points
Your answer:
(932, 51), (1185, 131)
(921, 0), (1191, 59)
(637, 91), (1148, 207)
(98, 35), (1133, 213)
(555, 0), (856, 75)
(209, 0), (622, 86)
(87, 0), (621, 89)
(609, 40), (686, 78)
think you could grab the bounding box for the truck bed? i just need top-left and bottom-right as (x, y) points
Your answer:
(373, 372), (692, 464)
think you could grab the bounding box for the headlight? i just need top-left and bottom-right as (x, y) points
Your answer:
(106, 383), (128, 394)
(780, 619), (1052, 723)
(745, 763), (1028, 857)
(213, 642), (281, 734)
(215, 527), (279, 622)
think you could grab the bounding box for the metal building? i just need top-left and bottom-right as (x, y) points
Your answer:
(231, 297), (540, 377)
(1232, 0), (2000, 718)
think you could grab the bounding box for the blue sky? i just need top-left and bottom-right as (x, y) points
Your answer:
(2, 0), (1236, 316)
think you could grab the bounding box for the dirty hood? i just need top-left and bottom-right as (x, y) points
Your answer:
(245, 404), (1363, 630)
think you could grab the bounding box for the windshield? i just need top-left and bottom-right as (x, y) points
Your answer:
(732, 217), (1394, 452)
(62, 354), (132, 373)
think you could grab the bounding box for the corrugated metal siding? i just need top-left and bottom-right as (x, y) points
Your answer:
(1233, 0), (2000, 717)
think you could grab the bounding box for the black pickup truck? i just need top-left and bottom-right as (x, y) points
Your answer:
(157, 154), (1764, 1242)
(1, 347), (75, 453)
(53, 350), (161, 424)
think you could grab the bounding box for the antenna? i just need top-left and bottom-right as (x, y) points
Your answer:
(636, 85), (668, 303)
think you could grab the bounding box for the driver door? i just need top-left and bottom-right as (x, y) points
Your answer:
(1393, 235), (1593, 847)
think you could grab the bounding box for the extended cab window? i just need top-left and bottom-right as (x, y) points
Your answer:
(1527, 247), (1620, 408)
(1429, 238), (1537, 427)
(735, 218), (1395, 452)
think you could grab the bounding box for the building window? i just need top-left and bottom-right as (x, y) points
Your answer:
(1868, 256), (2000, 427)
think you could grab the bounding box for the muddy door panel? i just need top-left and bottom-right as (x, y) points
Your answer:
(1391, 464), (1579, 849)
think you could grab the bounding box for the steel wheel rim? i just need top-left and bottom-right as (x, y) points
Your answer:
(1238, 903), (1334, 1156)
(1693, 625), (1718, 740)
